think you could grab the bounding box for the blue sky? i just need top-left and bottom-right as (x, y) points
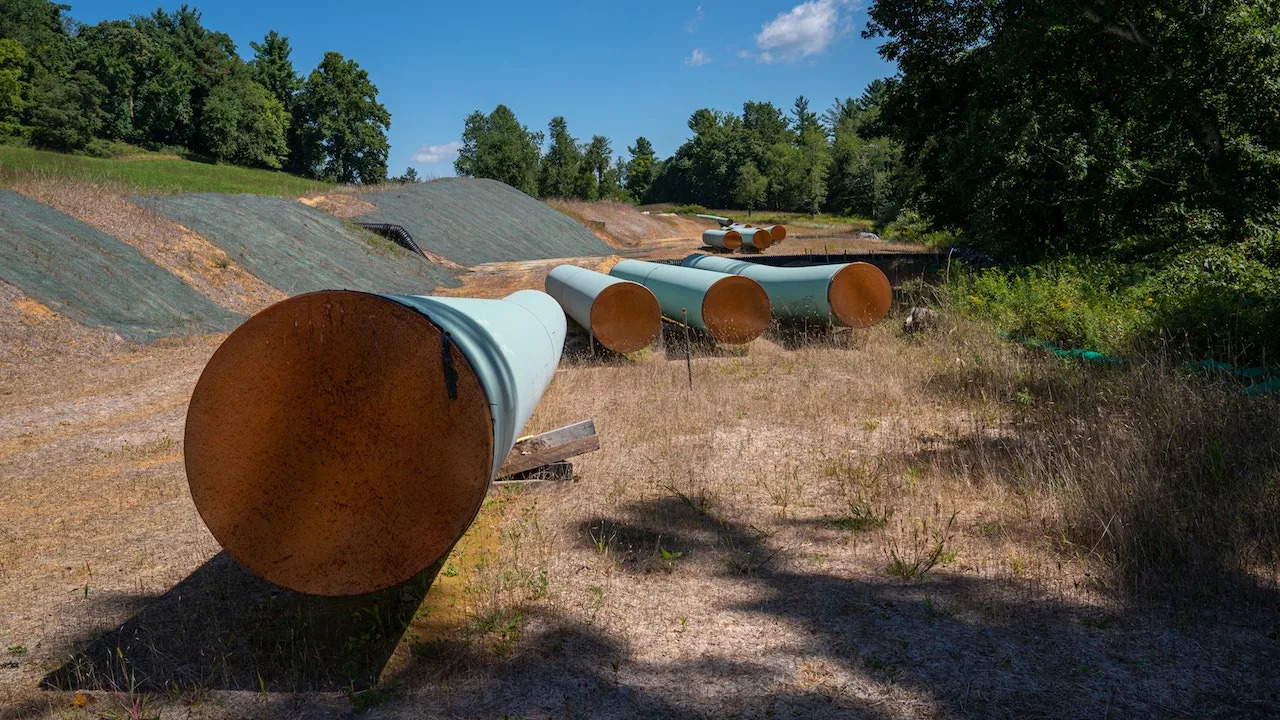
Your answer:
(65, 1), (896, 177)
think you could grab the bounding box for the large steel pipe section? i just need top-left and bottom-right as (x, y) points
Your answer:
(732, 223), (786, 243)
(703, 228), (742, 250)
(734, 225), (773, 251)
(681, 254), (892, 328)
(609, 259), (771, 344)
(545, 265), (661, 353)
(184, 289), (566, 597)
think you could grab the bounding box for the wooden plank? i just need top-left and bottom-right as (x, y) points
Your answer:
(493, 461), (574, 486)
(498, 420), (598, 477)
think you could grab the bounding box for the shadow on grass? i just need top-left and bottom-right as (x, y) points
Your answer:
(42, 551), (441, 694)
(519, 496), (1280, 719)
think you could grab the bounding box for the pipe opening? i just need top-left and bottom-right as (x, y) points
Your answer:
(722, 230), (742, 250)
(701, 275), (771, 344)
(589, 281), (662, 353)
(184, 290), (496, 596)
(828, 262), (892, 328)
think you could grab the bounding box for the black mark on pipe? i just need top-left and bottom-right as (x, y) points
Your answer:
(440, 332), (459, 400)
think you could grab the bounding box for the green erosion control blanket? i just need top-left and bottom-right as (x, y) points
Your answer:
(357, 178), (611, 266)
(140, 193), (457, 296)
(0, 190), (242, 342)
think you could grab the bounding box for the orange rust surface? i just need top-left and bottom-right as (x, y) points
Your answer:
(702, 276), (771, 344)
(828, 262), (893, 328)
(184, 291), (495, 596)
(589, 281), (662, 353)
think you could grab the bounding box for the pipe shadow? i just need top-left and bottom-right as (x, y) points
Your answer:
(42, 551), (441, 694)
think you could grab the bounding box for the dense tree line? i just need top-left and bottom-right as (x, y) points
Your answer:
(866, 0), (1280, 260)
(454, 84), (907, 221)
(0, 1), (390, 182)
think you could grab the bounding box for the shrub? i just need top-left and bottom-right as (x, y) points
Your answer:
(671, 203), (708, 216)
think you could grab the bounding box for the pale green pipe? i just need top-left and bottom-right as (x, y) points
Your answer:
(544, 265), (661, 353)
(387, 290), (567, 477)
(696, 213), (732, 225)
(609, 259), (771, 344)
(731, 225), (772, 250)
(703, 228), (742, 250)
(680, 254), (891, 328)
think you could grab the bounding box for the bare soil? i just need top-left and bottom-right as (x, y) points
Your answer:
(2, 294), (1277, 719)
(12, 179), (283, 316)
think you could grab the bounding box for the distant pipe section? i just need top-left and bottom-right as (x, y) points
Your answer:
(695, 213), (733, 225)
(609, 259), (771, 344)
(184, 289), (566, 597)
(545, 265), (661, 353)
(703, 228), (742, 250)
(681, 254), (891, 328)
(733, 225), (773, 251)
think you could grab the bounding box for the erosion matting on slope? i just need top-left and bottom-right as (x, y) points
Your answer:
(355, 178), (612, 266)
(139, 193), (457, 296)
(0, 190), (242, 342)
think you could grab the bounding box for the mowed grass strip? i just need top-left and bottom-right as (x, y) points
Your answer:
(0, 145), (332, 196)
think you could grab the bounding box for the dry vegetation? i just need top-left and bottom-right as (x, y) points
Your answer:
(2, 301), (1277, 719)
(548, 199), (706, 249)
(11, 176), (283, 315)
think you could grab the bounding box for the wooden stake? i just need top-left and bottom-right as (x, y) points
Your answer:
(682, 308), (694, 391)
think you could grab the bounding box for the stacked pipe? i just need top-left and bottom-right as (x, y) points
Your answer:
(184, 289), (566, 596)
(695, 213), (784, 251)
(681, 254), (892, 328)
(609, 259), (771, 344)
(545, 265), (662, 353)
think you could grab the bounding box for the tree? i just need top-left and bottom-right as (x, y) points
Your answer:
(200, 69), (287, 168)
(579, 134), (611, 199)
(625, 136), (656, 201)
(27, 70), (106, 150)
(539, 116), (581, 198)
(865, 1), (1280, 258)
(398, 167), (419, 183)
(454, 104), (542, 195)
(0, 39), (26, 132)
(792, 96), (820, 136)
(733, 162), (768, 215)
(293, 51), (390, 183)
(249, 31), (300, 112)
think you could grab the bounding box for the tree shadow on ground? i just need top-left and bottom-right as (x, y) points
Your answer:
(526, 496), (1280, 719)
(42, 551), (441, 694)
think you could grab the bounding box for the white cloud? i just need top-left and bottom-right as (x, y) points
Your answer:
(685, 48), (711, 67)
(686, 4), (704, 33)
(753, 0), (852, 63)
(411, 140), (462, 164)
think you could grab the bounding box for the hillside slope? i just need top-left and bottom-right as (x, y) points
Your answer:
(352, 178), (612, 266)
(0, 190), (243, 343)
(139, 194), (457, 296)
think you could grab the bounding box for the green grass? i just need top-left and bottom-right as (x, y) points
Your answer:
(0, 145), (332, 196)
(710, 207), (877, 232)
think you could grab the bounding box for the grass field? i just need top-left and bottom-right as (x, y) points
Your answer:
(2, 301), (1277, 718)
(0, 145), (332, 196)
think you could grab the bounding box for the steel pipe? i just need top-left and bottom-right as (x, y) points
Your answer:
(695, 213), (733, 225)
(732, 225), (773, 251)
(545, 265), (661, 353)
(184, 289), (566, 596)
(733, 222), (786, 243)
(680, 254), (891, 328)
(703, 228), (742, 250)
(609, 259), (771, 344)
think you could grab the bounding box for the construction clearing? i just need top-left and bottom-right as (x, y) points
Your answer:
(1, 175), (1278, 720)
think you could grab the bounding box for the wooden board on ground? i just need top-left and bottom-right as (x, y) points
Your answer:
(498, 420), (598, 478)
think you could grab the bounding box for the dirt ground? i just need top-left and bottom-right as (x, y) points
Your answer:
(3, 275), (1278, 719)
(1, 200), (1276, 718)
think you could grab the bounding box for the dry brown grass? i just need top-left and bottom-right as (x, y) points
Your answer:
(298, 191), (378, 219)
(11, 177), (284, 316)
(2, 304), (1277, 718)
(549, 199), (706, 248)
